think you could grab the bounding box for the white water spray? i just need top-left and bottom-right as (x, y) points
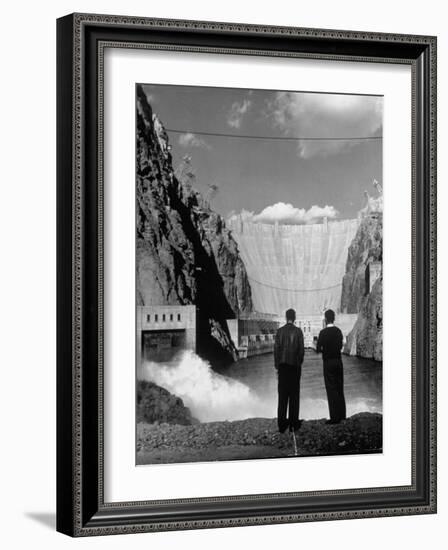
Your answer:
(141, 350), (269, 422)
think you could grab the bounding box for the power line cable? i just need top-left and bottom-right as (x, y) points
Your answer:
(247, 276), (342, 293)
(166, 128), (382, 142)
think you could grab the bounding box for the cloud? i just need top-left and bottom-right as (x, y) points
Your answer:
(178, 132), (211, 150)
(266, 92), (383, 158)
(228, 202), (338, 225)
(227, 99), (252, 128)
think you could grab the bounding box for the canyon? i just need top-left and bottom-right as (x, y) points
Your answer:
(137, 84), (382, 363)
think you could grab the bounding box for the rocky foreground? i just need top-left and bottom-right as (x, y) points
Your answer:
(136, 412), (382, 465)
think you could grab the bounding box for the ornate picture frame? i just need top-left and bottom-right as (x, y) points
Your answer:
(56, 13), (437, 536)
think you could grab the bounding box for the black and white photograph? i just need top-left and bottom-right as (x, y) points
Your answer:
(135, 83), (384, 465)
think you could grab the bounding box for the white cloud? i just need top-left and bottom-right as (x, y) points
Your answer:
(178, 132), (211, 150)
(267, 92), (383, 158)
(227, 99), (252, 128)
(228, 202), (338, 225)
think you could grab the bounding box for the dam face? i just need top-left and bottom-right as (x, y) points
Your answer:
(228, 218), (360, 316)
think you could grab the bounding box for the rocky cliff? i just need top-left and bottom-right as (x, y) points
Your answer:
(342, 214), (383, 361)
(341, 213), (382, 313)
(344, 277), (382, 361)
(136, 85), (253, 362)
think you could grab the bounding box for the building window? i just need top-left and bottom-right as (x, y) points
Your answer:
(162, 314), (166, 322)
(170, 314), (173, 321)
(178, 314), (181, 321)
(146, 314), (150, 322)
(154, 314), (158, 322)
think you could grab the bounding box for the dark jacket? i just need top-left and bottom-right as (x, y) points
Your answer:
(316, 326), (343, 361)
(274, 323), (304, 369)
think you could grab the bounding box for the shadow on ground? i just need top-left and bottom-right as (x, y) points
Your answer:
(25, 512), (56, 530)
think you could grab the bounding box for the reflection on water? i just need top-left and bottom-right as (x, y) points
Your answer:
(215, 350), (382, 420)
(140, 350), (382, 422)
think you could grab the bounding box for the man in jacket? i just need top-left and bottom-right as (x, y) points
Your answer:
(316, 309), (346, 424)
(274, 308), (305, 433)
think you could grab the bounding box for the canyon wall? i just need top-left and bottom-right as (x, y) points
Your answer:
(136, 85), (252, 361)
(341, 213), (383, 313)
(342, 214), (383, 360)
(344, 277), (382, 361)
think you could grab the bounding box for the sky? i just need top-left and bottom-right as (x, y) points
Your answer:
(141, 83), (383, 224)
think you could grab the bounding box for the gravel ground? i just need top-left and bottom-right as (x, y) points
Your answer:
(136, 412), (382, 464)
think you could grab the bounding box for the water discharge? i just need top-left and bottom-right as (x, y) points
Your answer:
(141, 350), (267, 422)
(141, 350), (382, 423)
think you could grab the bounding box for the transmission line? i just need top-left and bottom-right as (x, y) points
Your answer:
(247, 276), (342, 293)
(166, 128), (382, 142)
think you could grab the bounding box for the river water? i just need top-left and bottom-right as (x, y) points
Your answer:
(141, 349), (382, 423)
(215, 350), (382, 421)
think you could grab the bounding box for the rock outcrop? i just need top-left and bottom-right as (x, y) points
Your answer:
(341, 213), (382, 314)
(136, 85), (253, 362)
(342, 214), (383, 361)
(137, 380), (196, 425)
(344, 277), (382, 361)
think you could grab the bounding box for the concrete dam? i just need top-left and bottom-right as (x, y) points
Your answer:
(227, 217), (360, 316)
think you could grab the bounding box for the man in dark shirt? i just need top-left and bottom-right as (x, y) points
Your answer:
(274, 308), (304, 433)
(316, 309), (346, 424)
